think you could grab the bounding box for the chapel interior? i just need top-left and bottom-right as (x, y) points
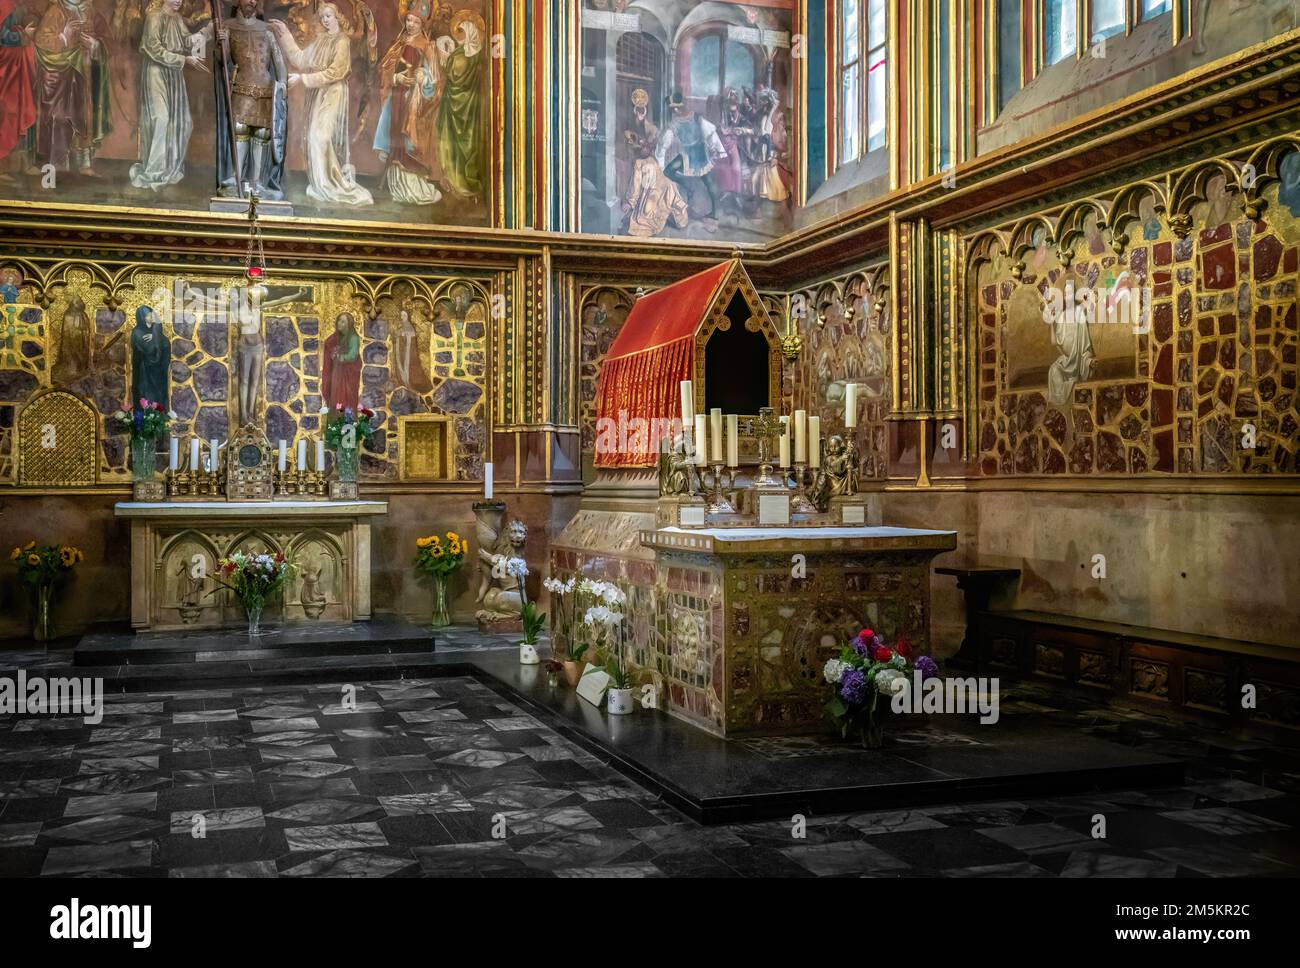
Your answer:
(0, 0), (1298, 882)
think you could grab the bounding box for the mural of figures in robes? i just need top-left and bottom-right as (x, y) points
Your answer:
(435, 9), (485, 202)
(271, 5), (373, 207)
(130, 304), (171, 407)
(209, 0), (288, 200)
(0, 0), (491, 225)
(129, 0), (208, 191)
(374, 10), (442, 205)
(0, 0), (37, 182)
(321, 309), (361, 410)
(35, 0), (112, 176)
(390, 305), (432, 392)
(52, 295), (93, 385)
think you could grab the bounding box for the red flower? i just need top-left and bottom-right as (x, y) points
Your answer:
(873, 646), (893, 662)
(894, 637), (912, 658)
(858, 628), (873, 641)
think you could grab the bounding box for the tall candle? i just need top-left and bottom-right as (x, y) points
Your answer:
(297, 439), (307, 471)
(726, 413), (739, 468)
(484, 462), (494, 499)
(209, 438), (219, 472)
(278, 439), (287, 472)
(710, 408), (723, 464)
(169, 436), (179, 471)
(693, 414), (708, 465)
(794, 410), (807, 463)
(190, 437), (200, 472)
(808, 415), (821, 469)
(845, 383), (858, 428)
(316, 439), (326, 473)
(679, 380), (694, 422)
(778, 415), (790, 468)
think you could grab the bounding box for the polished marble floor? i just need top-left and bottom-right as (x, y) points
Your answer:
(1, 665), (1299, 877)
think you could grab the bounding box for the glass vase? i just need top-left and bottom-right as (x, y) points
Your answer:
(430, 573), (451, 628)
(33, 584), (54, 643)
(336, 444), (360, 483)
(245, 602), (263, 636)
(131, 435), (157, 482)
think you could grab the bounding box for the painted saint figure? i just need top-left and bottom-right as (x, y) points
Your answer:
(374, 11), (443, 205)
(435, 10), (486, 202)
(0, 0), (37, 182)
(390, 306), (432, 393)
(621, 131), (688, 238)
(129, 0), (208, 191)
(207, 0), (287, 200)
(130, 305), (171, 408)
(270, 6), (373, 207)
(321, 310), (361, 411)
(34, 0), (111, 176)
(52, 294), (92, 385)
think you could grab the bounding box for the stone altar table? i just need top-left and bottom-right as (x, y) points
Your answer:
(634, 525), (958, 736)
(115, 501), (388, 631)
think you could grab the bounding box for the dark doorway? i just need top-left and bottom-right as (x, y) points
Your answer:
(704, 292), (770, 414)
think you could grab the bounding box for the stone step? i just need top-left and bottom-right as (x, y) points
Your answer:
(73, 615), (436, 667)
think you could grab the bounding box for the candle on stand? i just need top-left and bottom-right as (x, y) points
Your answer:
(297, 439), (307, 471)
(278, 439), (287, 472)
(315, 439), (326, 473)
(209, 438), (219, 472)
(845, 383), (858, 428)
(168, 437), (179, 471)
(693, 414), (708, 465)
(190, 438), (200, 472)
(726, 414), (739, 468)
(679, 380), (694, 422)
(484, 462), (494, 499)
(779, 415), (791, 468)
(794, 410), (807, 463)
(808, 415), (821, 469)
(710, 408), (723, 463)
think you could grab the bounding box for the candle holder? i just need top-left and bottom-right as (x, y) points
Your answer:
(703, 462), (737, 514)
(274, 467), (328, 498)
(790, 461), (817, 514)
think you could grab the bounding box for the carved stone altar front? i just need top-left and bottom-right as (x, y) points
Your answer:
(116, 500), (388, 631)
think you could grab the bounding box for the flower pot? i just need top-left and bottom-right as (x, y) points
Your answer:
(430, 573), (451, 628)
(519, 642), (540, 665)
(561, 660), (583, 688)
(33, 584), (54, 643)
(607, 687), (635, 715)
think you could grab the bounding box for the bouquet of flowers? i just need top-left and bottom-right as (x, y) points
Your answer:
(823, 627), (939, 748)
(322, 404), (376, 450)
(10, 540), (83, 642)
(112, 399), (173, 440)
(215, 550), (295, 634)
(414, 531), (468, 628)
(543, 576), (625, 664)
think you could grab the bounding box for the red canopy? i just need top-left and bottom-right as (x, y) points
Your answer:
(594, 260), (736, 467)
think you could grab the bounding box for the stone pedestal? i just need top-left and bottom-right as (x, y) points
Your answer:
(115, 499), (387, 631)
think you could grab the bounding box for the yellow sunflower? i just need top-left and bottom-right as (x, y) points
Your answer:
(447, 531), (460, 543)
(416, 536), (431, 549)
(24, 540), (35, 550)
(59, 547), (75, 567)
(8, 547), (19, 561)
(431, 546), (444, 559)
(75, 549), (84, 562)
(449, 541), (461, 556)
(26, 553), (40, 566)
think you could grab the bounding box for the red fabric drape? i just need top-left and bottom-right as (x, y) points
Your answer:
(594, 261), (734, 468)
(0, 0), (36, 163)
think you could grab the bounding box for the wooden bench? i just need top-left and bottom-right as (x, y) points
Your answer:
(976, 609), (1300, 735)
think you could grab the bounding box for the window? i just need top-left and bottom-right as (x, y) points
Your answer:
(1140, 0), (1172, 19)
(1044, 0), (1077, 65)
(1092, 0), (1125, 39)
(997, 0), (1021, 111)
(687, 30), (756, 99)
(836, 0), (888, 166)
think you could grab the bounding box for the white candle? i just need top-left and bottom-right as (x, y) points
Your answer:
(679, 380), (694, 423)
(484, 462), (494, 499)
(726, 414), (739, 468)
(779, 415), (790, 468)
(316, 439), (326, 472)
(710, 408), (722, 464)
(278, 439), (287, 472)
(169, 437), (179, 471)
(808, 415), (821, 469)
(297, 438), (307, 471)
(209, 438), (219, 472)
(845, 384), (858, 429)
(794, 410), (807, 463)
(190, 437), (200, 472)
(693, 414), (708, 465)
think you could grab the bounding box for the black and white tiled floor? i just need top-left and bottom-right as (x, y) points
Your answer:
(1, 669), (1299, 877)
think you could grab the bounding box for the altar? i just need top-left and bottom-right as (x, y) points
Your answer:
(115, 500), (388, 632)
